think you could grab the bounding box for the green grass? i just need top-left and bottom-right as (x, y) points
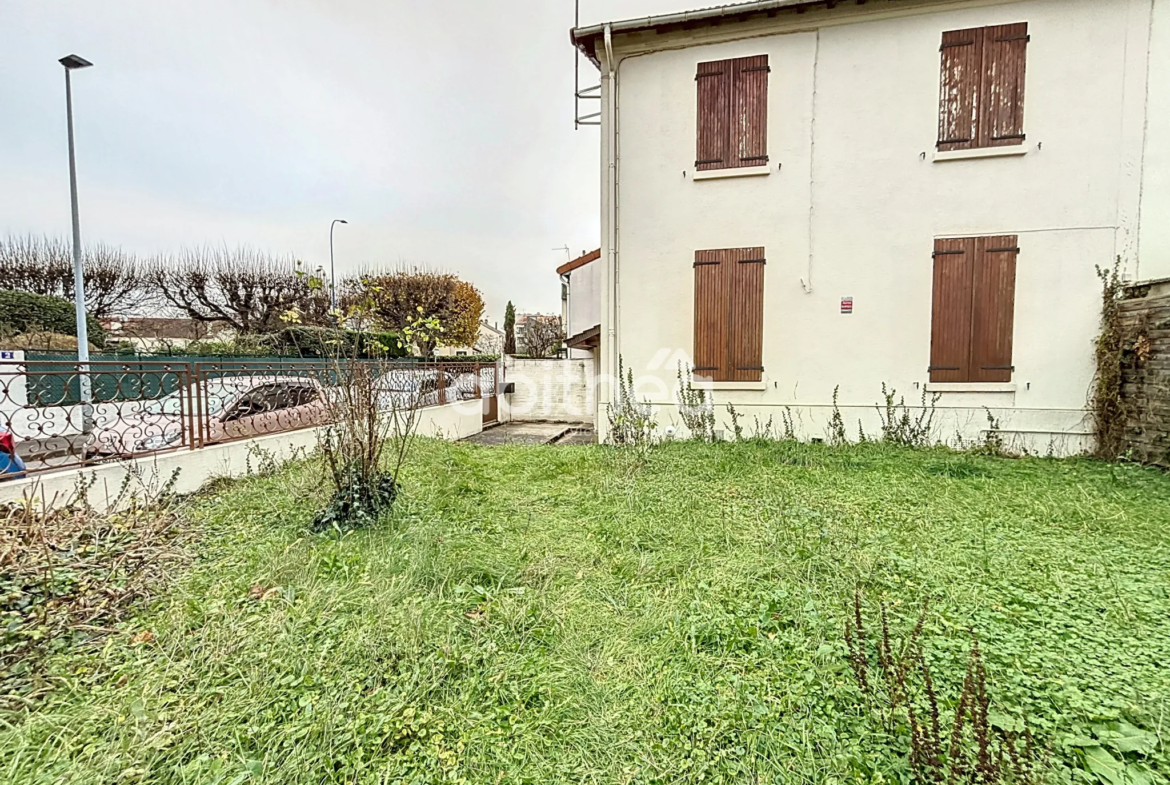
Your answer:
(3, 440), (1170, 784)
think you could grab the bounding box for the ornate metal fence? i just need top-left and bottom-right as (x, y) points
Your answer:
(0, 359), (499, 476)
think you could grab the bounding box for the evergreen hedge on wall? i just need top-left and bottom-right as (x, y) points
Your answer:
(259, 326), (409, 358)
(0, 290), (106, 347)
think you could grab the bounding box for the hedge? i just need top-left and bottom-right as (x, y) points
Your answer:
(433, 354), (501, 364)
(259, 326), (409, 359)
(0, 290), (105, 347)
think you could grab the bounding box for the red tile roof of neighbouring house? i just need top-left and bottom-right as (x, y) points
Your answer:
(557, 248), (601, 276)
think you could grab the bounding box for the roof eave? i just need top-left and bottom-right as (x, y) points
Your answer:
(571, 0), (901, 69)
(557, 248), (602, 276)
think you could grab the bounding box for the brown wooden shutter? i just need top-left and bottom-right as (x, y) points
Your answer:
(937, 28), (982, 151)
(728, 247), (765, 382)
(694, 250), (729, 380)
(929, 237), (976, 382)
(970, 236), (1018, 382)
(980, 23), (1028, 147)
(696, 61), (731, 171)
(731, 56), (769, 168)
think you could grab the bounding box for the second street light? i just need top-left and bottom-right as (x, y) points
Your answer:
(329, 219), (347, 313)
(60, 53), (94, 433)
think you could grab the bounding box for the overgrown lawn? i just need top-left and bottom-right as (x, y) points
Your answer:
(3, 440), (1169, 784)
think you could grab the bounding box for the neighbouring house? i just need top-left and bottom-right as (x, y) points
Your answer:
(571, 0), (1170, 453)
(559, 249), (601, 365)
(103, 317), (234, 352)
(435, 320), (506, 357)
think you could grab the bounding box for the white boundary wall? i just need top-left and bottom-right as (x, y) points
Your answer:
(501, 357), (595, 424)
(0, 399), (484, 513)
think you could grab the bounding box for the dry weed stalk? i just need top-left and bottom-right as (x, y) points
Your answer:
(845, 590), (1042, 784)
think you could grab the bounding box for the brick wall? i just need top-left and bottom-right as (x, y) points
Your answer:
(1119, 279), (1170, 467)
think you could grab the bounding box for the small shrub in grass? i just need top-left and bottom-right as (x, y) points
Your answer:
(304, 274), (428, 533)
(876, 383), (939, 448)
(677, 362), (716, 442)
(312, 359), (422, 534)
(608, 356), (657, 447)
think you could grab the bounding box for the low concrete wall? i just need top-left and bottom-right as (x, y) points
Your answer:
(502, 357), (594, 424)
(0, 399), (484, 513)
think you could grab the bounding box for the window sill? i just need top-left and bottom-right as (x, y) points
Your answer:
(933, 145), (1028, 162)
(926, 383), (1017, 393)
(704, 380), (767, 391)
(693, 165), (771, 181)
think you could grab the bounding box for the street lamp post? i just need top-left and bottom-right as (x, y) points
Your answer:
(329, 219), (347, 313)
(60, 54), (94, 432)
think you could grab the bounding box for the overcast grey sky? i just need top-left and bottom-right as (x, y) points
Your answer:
(0, 0), (685, 322)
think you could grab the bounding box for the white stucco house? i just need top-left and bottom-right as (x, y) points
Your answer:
(572, 0), (1170, 452)
(559, 248), (602, 362)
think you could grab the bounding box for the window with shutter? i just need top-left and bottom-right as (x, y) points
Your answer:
(696, 56), (769, 171)
(929, 236), (1018, 383)
(696, 62), (731, 171)
(929, 238), (976, 382)
(694, 248), (765, 382)
(693, 250), (729, 379)
(936, 24), (1028, 150)
(937, 31), (982, 151)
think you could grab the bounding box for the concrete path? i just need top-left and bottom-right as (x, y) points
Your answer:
(463, 422), (593, 446)
(553, 428), (596, 445)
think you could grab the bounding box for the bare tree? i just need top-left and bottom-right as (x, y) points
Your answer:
(0, 235), (147, 318)
(521, 314), (565, 358)
(145, 247), (329, 333)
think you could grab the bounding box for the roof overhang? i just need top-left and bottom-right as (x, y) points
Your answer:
(565, 324), (602, 350)
(571, 0), (909, 67)
(557, 248), (601, 276)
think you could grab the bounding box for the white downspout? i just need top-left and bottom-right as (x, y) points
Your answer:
(560, 272), (571, 350)
(604, 24), (619, 393)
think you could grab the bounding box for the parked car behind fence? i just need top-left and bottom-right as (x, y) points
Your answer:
(0, 360), (499, 475)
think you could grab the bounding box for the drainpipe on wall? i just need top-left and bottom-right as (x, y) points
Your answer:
(560, 272), (571, 345)
(604, 24), (619, 395)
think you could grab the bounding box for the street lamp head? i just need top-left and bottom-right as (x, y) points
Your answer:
(59, 55), (93, 70)
(337, 219), (348, 224)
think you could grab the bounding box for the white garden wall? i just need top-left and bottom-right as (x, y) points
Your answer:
(502, 357), (594, 424)
(0, 399), (485, 513)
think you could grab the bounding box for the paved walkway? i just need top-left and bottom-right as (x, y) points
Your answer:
(554, 428), (596, 445)
(463, 422), (594, 446)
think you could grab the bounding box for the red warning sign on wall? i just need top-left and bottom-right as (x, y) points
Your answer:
(841, 297), (854, 314)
